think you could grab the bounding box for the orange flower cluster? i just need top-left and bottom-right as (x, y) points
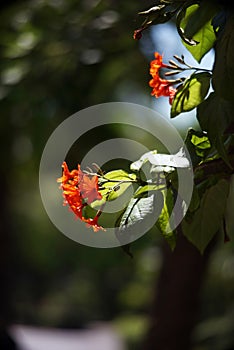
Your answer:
(57, 162), (104, 232)
(149, 52), (177, 104)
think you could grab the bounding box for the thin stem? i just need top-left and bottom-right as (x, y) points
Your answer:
(185, 66), (212, 73)
(166, 66), (212, 73)
(96, 202), (106, 217)
(102, 178), (138, 184)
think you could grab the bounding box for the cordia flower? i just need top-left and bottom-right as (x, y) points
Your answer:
(85, 216), (104, 232)
(78, 165), (102, 204)
(150, 52), (170, 73)
(57, 162), (104, 231)
(149, 52), (177, 104)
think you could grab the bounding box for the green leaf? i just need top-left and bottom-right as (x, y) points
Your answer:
(183, 2), (219, 40)
(185, 129), (212, 165)
(182, 179), (230, 253)
(156, 189), (176, 250)
(134, 183), (166, 198)
(178, 4), (217, 62)
(103, 169), (136, 181)
(176, 6), (198, 46)
(188, 186), (200, 213)
(115, 193), (164, 245)
(212, 14), (234, 101)
(191, 134), (211, 150)
(119, 194), (162, 228)
(197, 93), (234, 166)
(171, 72), (211, 118)
(98, 170), (136, 202)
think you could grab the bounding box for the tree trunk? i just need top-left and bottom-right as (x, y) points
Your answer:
(142, 231), (213, 350)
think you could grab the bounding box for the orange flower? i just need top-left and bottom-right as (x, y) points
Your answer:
(78, 165), (102, 204)
(149, 76), (177, 105)
(57, 162), (104, 231)
(84, 216), (105, 232)
(57, 162), (83, 219)
(58, 161), (78, 185)
(150, 52), (169, 74)
(149, 52), (177, 104)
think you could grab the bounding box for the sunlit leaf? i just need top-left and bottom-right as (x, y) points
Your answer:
(134, 183), (166, 198)
(119, 195), (158, 228)
(156, 189), (176, 250)
(98, 170), (136, 202)
(184, 129), (212, 165)
(115, 193), (164, 245)
(171, 72), (211, 118)
(178, 4), (217, 62)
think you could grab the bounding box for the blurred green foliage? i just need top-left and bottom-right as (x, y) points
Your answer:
(0, 0), (158, 331)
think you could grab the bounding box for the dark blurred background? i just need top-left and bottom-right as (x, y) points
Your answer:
(0, 1), (234, 349)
